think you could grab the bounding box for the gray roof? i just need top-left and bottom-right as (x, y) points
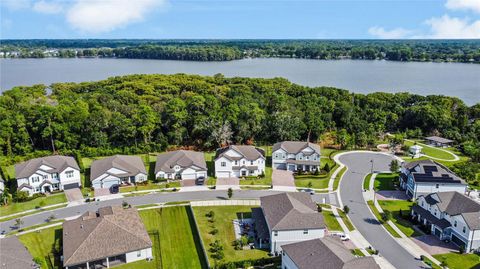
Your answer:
(90, 155), (147, 181)
(15, 155), (80, 179)
(154, 150), (207, 174)
(281, 237), (380, 269)
(260, 193), (325, 231)
(421, 191), (480, 230)
(62, 206), (152, 267)
(411, 205), (451, 230)
(272, 141), (321, 155)
(215, 145), (265, 161)
(0, 236), (38, 269)
(425, 136), (454, 144)
(404, 160), (465, 185)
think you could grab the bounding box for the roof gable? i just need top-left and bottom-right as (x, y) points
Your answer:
(90, 155), (147, 181)
(155, 150), (207, 174)
(272, 141), (321, 155)
(15, 155), (80, 179)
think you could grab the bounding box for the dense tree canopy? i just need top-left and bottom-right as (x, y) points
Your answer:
(0, 74), (478, 164)
(2, 39), (480, 63)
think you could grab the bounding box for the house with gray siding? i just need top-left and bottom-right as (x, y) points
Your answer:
(412, 191), (480, 253)
(90, 155), (147, 189)
(154, 150), (207, 180)
(272, 141), (321, 172)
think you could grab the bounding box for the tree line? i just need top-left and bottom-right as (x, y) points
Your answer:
(2, 39), (480, 63)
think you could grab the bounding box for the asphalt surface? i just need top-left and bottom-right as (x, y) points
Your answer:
(0, 190), (332, 233)
(338, 152), (426, 269)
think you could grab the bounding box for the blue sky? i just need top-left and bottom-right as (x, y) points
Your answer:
(1, 0), (480, 39)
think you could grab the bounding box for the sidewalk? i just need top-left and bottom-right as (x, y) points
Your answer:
(0, 202), (68, 221)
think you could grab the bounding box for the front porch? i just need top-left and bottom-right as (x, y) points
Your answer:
(66, 254), (126, 269)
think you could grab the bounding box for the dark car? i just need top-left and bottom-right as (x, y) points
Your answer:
(110, 184), (119, 194)
(196, 176), (205, 185)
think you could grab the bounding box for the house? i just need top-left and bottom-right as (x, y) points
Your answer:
(15, 156), (81, 196)
(62, 206), (153, 269)
(409, 145), (423, 158)
(90, 155), (147, 189)
(411, 191), (480, 253)
(272, 141), (321, 172)
(252, 192), (326, 254)
(399, 160), (467, 199)
(214, 145), (265, 178)
(0, 236), (39, 269)
(154, 150), (207, 180)
(425, 136), (454, 147)
(281, 237), (380, 269)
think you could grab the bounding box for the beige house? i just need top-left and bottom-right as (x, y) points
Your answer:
(90, 155), (147, 189)
(154, 150), (207, 180)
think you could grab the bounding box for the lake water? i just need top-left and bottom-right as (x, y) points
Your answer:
(1, 58), (479, 105)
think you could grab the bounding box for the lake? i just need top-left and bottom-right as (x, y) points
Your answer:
(1, 58), (479, 105)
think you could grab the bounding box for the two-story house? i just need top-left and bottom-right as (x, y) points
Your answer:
(90, 155), (147, 190)
(15, 155), (81, 196)
(214, 145), (265, 178)
(154, 150), (207, 180)
(399, 160), (467, 199)
(251, 192), (326, 254)
(272, 141), (321, 172)
(411, 191), (480, 253)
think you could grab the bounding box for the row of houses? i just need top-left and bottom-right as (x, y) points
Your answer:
(12, 141), (322, 196)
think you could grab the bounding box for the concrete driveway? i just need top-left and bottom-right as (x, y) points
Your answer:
(338, 152), (426, 269)
(376, 190), (409, 200)
(179, 179), (209, 192)
(411, 235), (458, 255)
(216, 177), (240, 190)
(64, 188), (84, 202)
(272, 170), (296, 192)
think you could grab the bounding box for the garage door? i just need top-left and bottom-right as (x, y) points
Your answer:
(102, 179), (120, 189)
(182, 173), (196, 180)
(216, 171), (230, 178)
(274, 163), (287, 170)
(451, 234), (466, 248)
(288, 165), (296, 171)
(63, 183), (79, 190)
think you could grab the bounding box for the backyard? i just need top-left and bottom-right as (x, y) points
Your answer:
(404, 140), (457, 161)
(0, 193), (67, 217)
(193, 205), (269, 265)
(18, 226), (62, 269)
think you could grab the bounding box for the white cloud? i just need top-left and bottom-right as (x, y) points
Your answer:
(446, 0), (480, 13)
(368, 26), (413, 39)
(66, 0), (166, 33)
(424, 15), (480, 38)
(33, 1), (63, 14)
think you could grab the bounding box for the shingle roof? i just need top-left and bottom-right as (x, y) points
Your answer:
(411, 205), (451, 230)
(154, 150), (207, 174)
(281, 237), (380, 269)
(15, 155), (80, 179)
(62, 206), (152, 267)
(404, 160), (465, 185)
(260, 193), (324, 231)
(90, 155), (147, 181)
(272, 141), (321, 155)
(425, 136), (454, 144)
(215, 145), (265, 161)
(421, 191), (480, 230)
(0, 236), (38, 269)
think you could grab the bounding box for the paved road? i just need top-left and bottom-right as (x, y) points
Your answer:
(0, 190), (332, 233)
(338, 152), (425, 269)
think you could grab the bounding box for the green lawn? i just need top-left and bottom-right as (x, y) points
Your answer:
(363, 173), (373, 190)
(295, 177), (329, 189)
(322, 210), (342, 231)
(333, 167), (347, 191)
(119, 181), (181, 193)
(0, 193), (67, 217)
(433, 253), (480, 269)
(193, 206), (269, 265)
(374, 173), (399, 191)
(351, 249), (365, 257)
(404, 140), (457, 160)
(378, 200), (422, 237)
(367, 201), (401, 238)
(18, 226), (62, 269)
(338, 209), (355, 231)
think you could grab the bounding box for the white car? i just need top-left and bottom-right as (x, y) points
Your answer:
(340, 234), (350, 241)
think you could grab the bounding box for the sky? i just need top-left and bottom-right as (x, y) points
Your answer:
(1, 0), (480, 39)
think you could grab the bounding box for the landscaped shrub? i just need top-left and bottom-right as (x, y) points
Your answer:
(218, 257), (281, 269)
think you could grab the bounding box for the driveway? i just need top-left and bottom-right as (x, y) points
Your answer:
(216, 177), (240, 190)
(411, 235), (458, 255)
(94, 188), (111, 197)
(376, 190), (409, 200)
(338, 152), (426, 269)
(0, 190), (333, 234)
(179, 179), (209, 192)
(64, 188), (84, 202)
(272, 170), (296, 191)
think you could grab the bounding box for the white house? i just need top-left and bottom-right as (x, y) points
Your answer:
(399, 160), (467, 199)
(252, 193), (326, 254)
(281, 237), (380, 269)
(214, 145), (265, 178)
(272, 141), (321, 172)
(412, 191), (480, 253)
(90, 155), (147, 189)
(62, 206), (153, 269)
(409, 145), (423, 158)
(15, 155), (81, 196)
(154, 150), (207, 180)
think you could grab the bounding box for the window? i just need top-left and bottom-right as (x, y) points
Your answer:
(42, 174), (48, 179)
(454, 220), (457, 227)
(243, 160), (245, 164)
(274, 231), (278, 236)
(306, 156), (309, 161)
(35, 187), (41, 192)
(66, 171), (74, 178)
(435, 184), (439, 188)
(234, 160), (238, 165)
(32, 176), (40, 183)
(159, 174), (165, 179)
(53, 173), (58, 179)
(137, 251), (141, 257)
(463, 226), (466, 233)
(275, 154), (278, 159)
(221, 162), (226, 167)
(250, 161), (254, 165)
(303, 230), (308, 234)
(434, 209), (437, 216)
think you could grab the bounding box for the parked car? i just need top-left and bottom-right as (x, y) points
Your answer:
(110, 184), (119, 194)
(340, 234), (350, 241)
(196, 176), (205, 185)
(301, 188), (315, 195)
